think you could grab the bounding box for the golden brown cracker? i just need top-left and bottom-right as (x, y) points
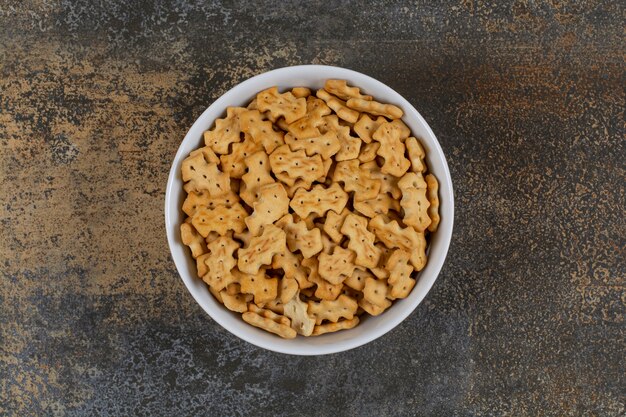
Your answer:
(340, 213), (382, 269)
(316, 88), (360, 123)
(180, 221), (207, 258)
(291, 87), (312, 99)
(257, 87), (307, 124)
(386, 250), (416, 299)
(333, 160), (381, 201)
(322, 208), (351, 243)
(245, 182), (290, 235)
(237, 224), (287, 274)
(220, 133), (263, 179)
(425, 173), (440, 232)
(307, 294), (359, 324)
(372, 121), (411, 177)
(181, 152), (230, 196)
(358, 142), (381, 163)
(269, 144), (325, 187)
(203, 106), (247, 154)
(354, 114), (387, 143)
(353, 193), (401, 219)
(239, 269), (278, 305)
(283, 293), (315, 336)
(324, 79), (372, 101)
(346, 97), (403, 119)
(191, 203), (247, 237)
(284, 130), (341, 160)
(398, 172), (431, 233)
(317, 246), (356, 285)
(240, 109), (285, 153)
(242, 309), (296, 339)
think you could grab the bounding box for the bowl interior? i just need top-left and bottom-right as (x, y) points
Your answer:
(165, 65), (454, 355)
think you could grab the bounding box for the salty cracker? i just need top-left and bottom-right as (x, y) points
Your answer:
(276, 214), (323, 259)
(283, 293), (315, 336)
(271, 251), (313, 289)
(238, 269), (278, 305)
(182, 190), (239, 217)
(240, 109), (285, 153)
(319, 115), (361, 161)
(398, 172), (431, 233)
(311, 316), (360, 336)
(202, 236), (240, 291)
(269, 144), (325, 187)
(359, 297), (391, 316)
(279, 277), (299, 304)
(354, 114), (387, 144)
(340, 213), (382, 269)
(203, 106), (247, 154)
(287, 96), (331, 139)
(242, 306), (296, 339)
(322, 208), (351, 243)
(333, 160), (381, 201)
(237, 224), (287, 275)
(196, 253), (211, 278)
(353, 193), (401, 219)
(240, 151), (275, 206)
(346, 97), (403, 120)
(358, 142), (380, 163)
(191, 203), (247, 237)
(284, 179), (312, 198)
(405, 136), (427, 173)
(372, 121), (411, 177)
(344, 268), (374, 291)
(181, 152), (230, 196)
(307, 294), (359, 325)
(425, 173), (440, 232)
(318, 246), (356, 285)
(369, 215), (427, 271)
(257, 87), (307, 124)
(302, 257), (343, 301)
(362, 277), (389, 308)
(220, 133), (263, 179)
(245, 183), (289, 235)
(189, 145), (220, 165)
(285, 131), (340, 160)
(324, 79), (372, 101)
(220, 291), (253, 313)
(360, 161), (402, 199)
(386, 250), (416, 299)
(290, 183), (348, 219)
(180, 221), (207, 258)
(291, 87), (311, 98)
(316, 88), (360, 123)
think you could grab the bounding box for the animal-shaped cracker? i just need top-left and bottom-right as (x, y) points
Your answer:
(242, 305), (296, 339)
(202, 236), (240, 291)
(269, 144), (325, 187)
(291, 87), (311, 98)
(353, 193), (401, 218)
(346, 98), (403, 119)
(245, 183), (289, 235)
(372, 122), (411, 177)
(257, 87), (307, 124)
(182, 190), (240, 217)
(311, 317), (360, 336)
(361, 161), (402, 199)
(340, 213), (381, 269)
(425, 173), (440, 232)
(220, 133), (263, 179)
(362, 277), (390, 308)
(272, 251), (313, 289)
(283, 293), (315, 336)
(354, 114), (387, 144)
(302, 257), (343, 301)
(398, 172), (431, 233)
(358, 142), (381, 163)
(322, 208), (351, 243)
(307, 294), (359, 324)
(180, 221), (207, 258)
(276, 214), (323, 259)
(191, 203), (247, 237)
(386, 250), (416, 299)
(237, 224), (287, 274)
(318, 246), (356, 285)
(203, 106), (247, 154)
(290, 183), (349, 218)
(240, 151), (275, 206)
(344, 268), (374, 291)
(316, 89), (360, 123)
(284, 131), (340, 160)
(324, 79), (372, 101)
(333, 160), (381, 201)
(240, 109), (285, 153)
(238, 269), (278, 304)
(181, 152), (230, 196)
(287, 96), (331, 139)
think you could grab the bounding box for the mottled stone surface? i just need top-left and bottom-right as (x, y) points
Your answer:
(0, 1), (624, 416)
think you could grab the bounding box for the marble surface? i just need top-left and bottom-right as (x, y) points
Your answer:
(1, 1), (624, 416)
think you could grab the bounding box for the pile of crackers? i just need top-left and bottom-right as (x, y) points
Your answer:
(180, 80), (440, 338)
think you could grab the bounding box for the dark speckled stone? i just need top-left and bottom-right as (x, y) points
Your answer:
(0, 1), (624, 416)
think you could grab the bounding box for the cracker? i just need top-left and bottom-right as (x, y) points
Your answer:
(287, 96), (331, 140)
(271, 251), (313, 289)
(410, 231), (427, 271)
(182, 190), (240, 217)
(189, 145), (220, 165)
(284, 131), (341, 160)
(237, 224), (287, 274)
(319, 115), (361, 161)
(398, 172), (431, 233)
(196, 252), (211, 278)
(333, 160), (381, 201)
(221, 290), (253, 313)
(257, 87), (307, 124)
(191, 203), (247, 237)
(201, 236), (240, 291)
(425, 173), (440, 232)
(386, 250), (416, 299)
(238, 269), (278, 305)
(283, 293), (315, 336)
(322, 208), (351, 243)
(203, 106), (247, 154)
(240, 151), (275, 206)
(318, 246), (356, 285)
(276, 214), (323, 259)
(368, 214), (420, 251)
(406, 137), (426, 173)
(362, 277), (389, 308)
(354, 114), (387, 144)
(361, 161), (402, 199)
(316, 89), (360, 123)
(245, 183), (290, 235)
(290, 183), (349, 218)
(180, 221), (207, 258)
(340, 213), (382, 269)
(372, 121), (411, 177)
(344, 268), (373, 291)
(269, 144), (325, 187)
(302, 257), (343, 301)
(242, 308), (296, 339)
(358, 142), (381, 163)
(240, 109), (285, 153)
(307, 294), (359, 325)
(284, 179), (312, 198)
(291, 87), (312, 99)
(181, 152), (230, 196)
(358, 297), (391, 316)
(353, 193), (401, 218)
(346, 97), (403, 120)
(220, 133), (263, 179)
(279, 277), (299, 304)
(324, 79), (372, 101)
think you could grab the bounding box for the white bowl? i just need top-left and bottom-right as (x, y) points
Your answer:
(165, 65), (454, 355)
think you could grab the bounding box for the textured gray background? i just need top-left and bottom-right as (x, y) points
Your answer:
(1, 1), (624, 416)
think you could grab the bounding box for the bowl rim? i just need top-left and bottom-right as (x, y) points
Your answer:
(165, 64), (454, 355)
